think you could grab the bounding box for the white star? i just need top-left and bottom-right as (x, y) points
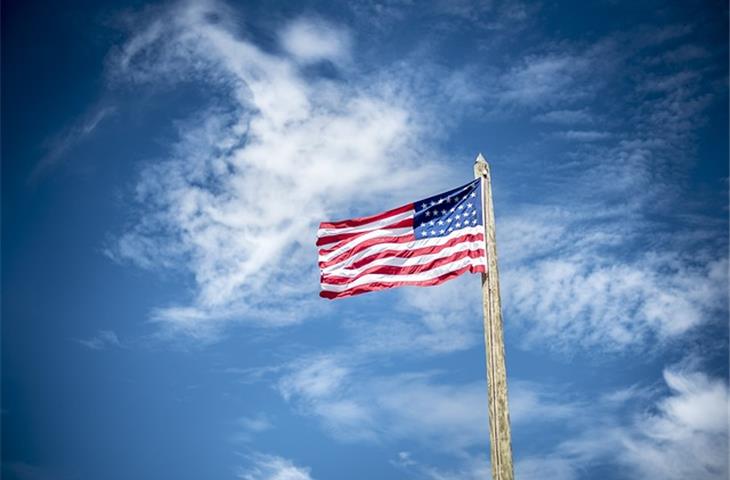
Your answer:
(456, 214), (461, 219)
(454, 196), (459, 202)
(429, 220), (435, 226)
(437, 220), (444, 225)
(465, 203), (472, 209)
(471, 219), (477, 225)
(471, 210), (476, 216)
(424, 230), (430, 236)
(441, 209), (447, 215)
(470, 192), (476, 198)
(425, 210), (431, 216)
(430, 230), (437, 235)
(421, 203), (428, 209)
(448, 227), (454, 232)
(446, 218), (452, 223)
(440, 229), (445, 234)
(456, 222), (462, 228)
(430, 200), (436, 206)
(450, 207), (455, 212)
(458, 204), (464, 210)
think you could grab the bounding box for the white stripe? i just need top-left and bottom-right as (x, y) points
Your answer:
(318, 227), (413, 261)
(319, 226), (484, 269)
(320, 255), (487, 292)
(317, 210), (413, 238)
(322, 239), (486, 277)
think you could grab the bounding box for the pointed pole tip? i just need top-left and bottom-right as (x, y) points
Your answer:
(474, 152), (489, 178)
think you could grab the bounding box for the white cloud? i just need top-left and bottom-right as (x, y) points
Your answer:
(279, 18), (351, 65)
(503, 247), (727, 351)
(76, 330), (122, 350)
(410, 366), (728, 480)
(102, 2), (725, 361)
(276, 352), (587, 450)
(391, 451), (417, 468)
(513, 366), (729, 480)
(277, 354), (489, 447)
(238, 415), (273, 432)
(107, 0), (448, 339)
(279, 356), (350, 401)
(237, 453), (314, 480)
(494, 195), (727, 352)
(493, 32), (727, 350)
(277, 355), (376, 442)
(620, 368), (729, 479)
(233, 414), (273, 443)
(497, 53), (593, 107)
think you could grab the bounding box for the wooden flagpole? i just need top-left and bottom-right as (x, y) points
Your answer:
(474, 153), (514, 480)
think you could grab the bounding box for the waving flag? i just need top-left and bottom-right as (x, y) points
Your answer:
(317, 179), (486, 299)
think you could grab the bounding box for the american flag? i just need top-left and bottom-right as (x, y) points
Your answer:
(317, 179), (487, 299)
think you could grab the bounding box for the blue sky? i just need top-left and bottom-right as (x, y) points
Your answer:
(2, 1), (728, 479)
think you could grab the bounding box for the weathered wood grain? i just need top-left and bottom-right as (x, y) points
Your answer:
(474, 153), (514, 480)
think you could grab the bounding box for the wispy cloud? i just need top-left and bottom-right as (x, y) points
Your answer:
(620, 368), (729, 479)
(232, 414), (274, 443)
(30, 104), (116, 182)
(515, 366), (729, 480)
(76, 330), (122, 350)
(348, 0), (533, 35)
(103, 1), (726, 354)
(393, 452), (491, 480)
(502, 248), (727, 351)
(105, 0), (451, 340)
(486, 24), (728, 353)
(388, 365), (728, 480)
(658, 44), (710, 64)
(494, 50), (599, 108)
(237, 453), (313, 480)
(553, 130), (613, 142)
(343, 275), (484, 357)
(532, 109), (594, 125)
(275, 351), (588, 450)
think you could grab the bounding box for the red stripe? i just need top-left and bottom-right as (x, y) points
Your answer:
(320, 264), (486, 299)
(322, 232), (485, 270)
(316, 217), (413, 247)
(321, 249), (486, 285)
(319, 232), (417, 263)
(319, 203), (413, 229)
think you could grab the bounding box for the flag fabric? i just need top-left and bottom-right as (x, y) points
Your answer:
(317, 179), (487, 299)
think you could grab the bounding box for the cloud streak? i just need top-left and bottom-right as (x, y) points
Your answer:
(76, 330), (123, 350)
(237, 453), (314, 480)
(31, 104), (116, 182)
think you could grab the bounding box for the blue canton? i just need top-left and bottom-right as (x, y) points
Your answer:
(413, 179), (484, 239)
